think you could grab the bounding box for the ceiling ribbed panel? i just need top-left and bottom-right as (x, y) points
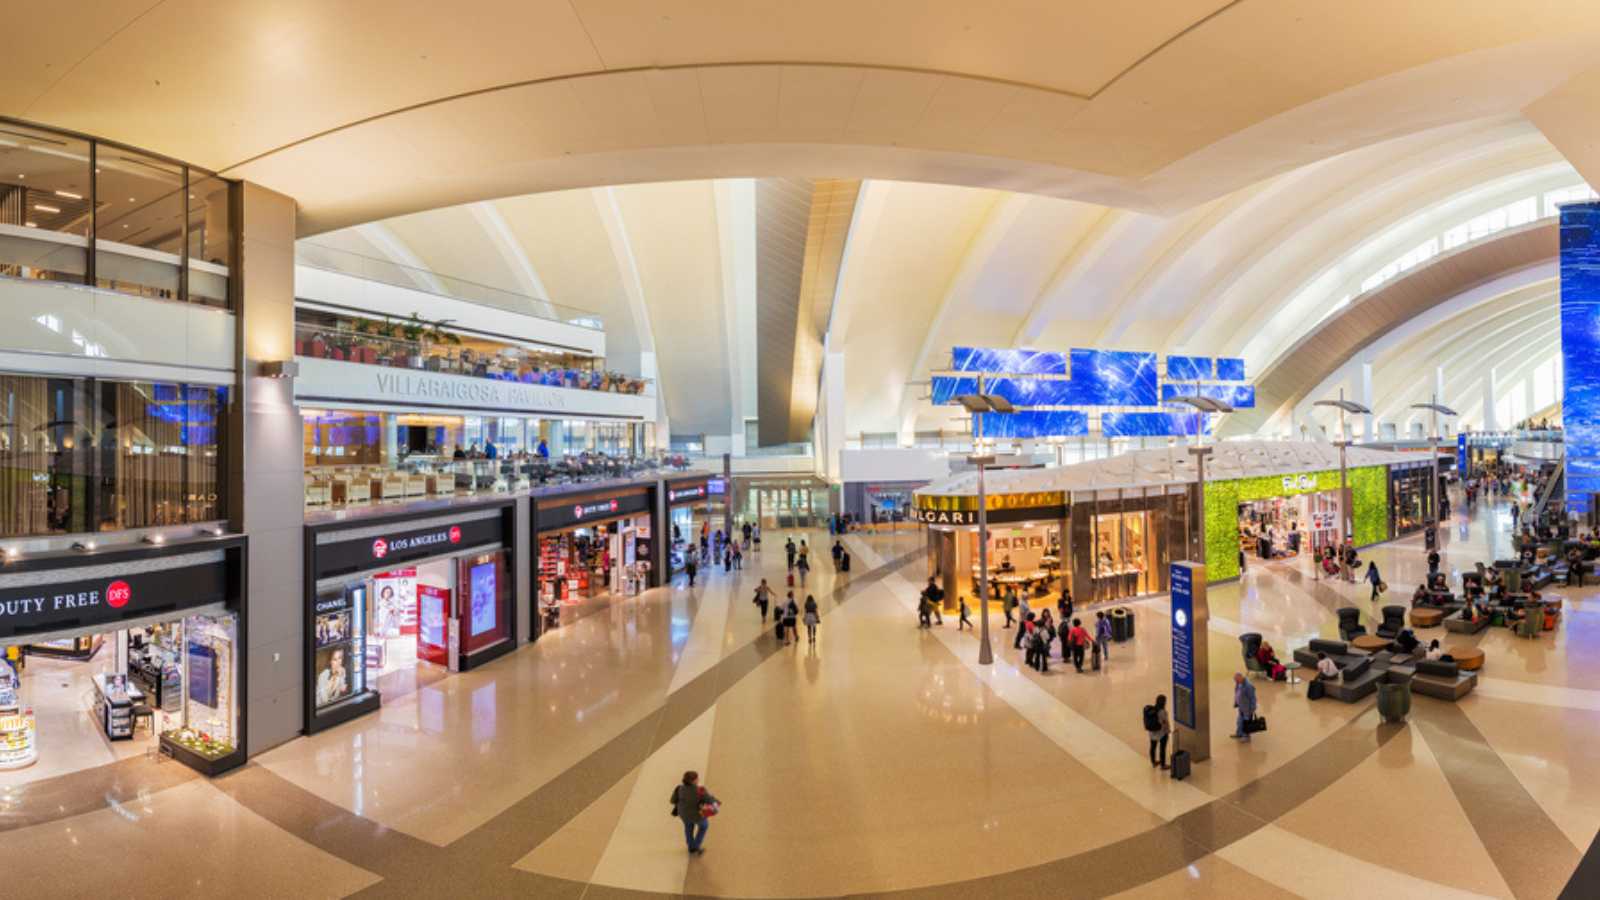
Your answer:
(789, 179), (861, 438)
(1218, 220), (1557, 437)
(754, 177), (815, 446)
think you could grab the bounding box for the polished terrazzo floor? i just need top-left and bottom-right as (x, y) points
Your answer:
(2, 493), (1596, 898)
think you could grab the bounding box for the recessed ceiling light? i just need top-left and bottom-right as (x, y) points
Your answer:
(16, 174), (23, 179)
(122, 224), (129, 228)
(128, 197), (136, 202)
(54, 190), (82, 200)
(32, 204), (59, 213)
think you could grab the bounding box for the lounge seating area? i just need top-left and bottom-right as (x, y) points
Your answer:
(1291, 630), (1479, 705)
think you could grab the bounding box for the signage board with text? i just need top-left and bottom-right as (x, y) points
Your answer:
(314, 515), (504, 578)
(0, 558), (229, 640)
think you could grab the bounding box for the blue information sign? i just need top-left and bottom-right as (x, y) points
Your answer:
(1457, 432), (1468, 479)
(1170, 562), (1196, 729)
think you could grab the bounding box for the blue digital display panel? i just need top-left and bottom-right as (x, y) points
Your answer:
(1166, 355), (1214, 381)
(1217, 358), (1247, 381)
(931, 375), (1076, 406)
(1457, 433), (1468, 478)
(976, 410), (1088, 438)
(1561, 202), (1600, 514)
(1102, 411), (1210, 437)
(1069, 349), (1158, 406)
(1170, 563), (1197, 729)
(950, 347), (1067, 375)
(1160, 383), (1256, 409)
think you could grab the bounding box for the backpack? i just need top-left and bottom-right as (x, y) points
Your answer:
(1143, 705), (1160, 731)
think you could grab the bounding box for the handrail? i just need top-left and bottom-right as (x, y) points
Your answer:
(1532, 458), (1564, 522)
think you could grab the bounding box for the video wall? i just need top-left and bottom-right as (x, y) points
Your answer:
(931, 347), (1253, 438)
(1562, 201), (1600, 514)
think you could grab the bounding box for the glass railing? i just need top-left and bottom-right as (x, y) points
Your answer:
(294, 322), (651, 396)
(304, 454), (682, 511)
(295, 241), (602, 331)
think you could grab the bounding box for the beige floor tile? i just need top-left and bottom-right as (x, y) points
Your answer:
(1104, 852), (1295, 899)
(1217, 823), (1501, 900)
(1459, 692), (1600, 851)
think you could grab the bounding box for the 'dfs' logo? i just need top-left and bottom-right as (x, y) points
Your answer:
(448, 526), (462, 544)
(372, 538), (389, 559)
(106, 580), (132, 609)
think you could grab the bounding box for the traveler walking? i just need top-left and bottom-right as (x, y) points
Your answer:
(831, 540), (844, 570)
(839, 549), (851, 574)
(1014, 610), (1034, 650)
(1365, 561), (1383, 602)
(1145, 695), (1171, 769)
(732, 542), (743, 570)
(796, 552), (811, 587)
(785, 538), (797, 571)
(670, 770), (719, 855)
(1067, 618), (1090, 672)
(1231, 672), (1258, 742)
(958, 596), (973, 631)
(754, 579), (773, 621)
(777, 591), (795, 642)
(685, 554), (698, 587)
(803, 595), (819, 644)
(783, 597), (799, 648)
(1003, 588), (1017, 627)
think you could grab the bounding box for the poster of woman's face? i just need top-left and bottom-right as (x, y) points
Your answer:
(315, 645), (352, 707)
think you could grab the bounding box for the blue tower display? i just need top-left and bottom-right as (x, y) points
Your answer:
(1562, 201), (1600, 515)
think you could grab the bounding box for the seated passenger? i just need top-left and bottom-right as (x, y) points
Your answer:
(1255, 642), (1287, 681)
(1412, 583), (1429, 606)
(1394, 628), (1420, 654)
(1315, 652), (1340, 680)
(1424, 639), (1444, 660)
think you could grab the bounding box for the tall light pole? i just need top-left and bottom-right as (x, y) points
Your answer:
(1315, 391), (1373, 559)
(956, 390), (1014, 666)
(1169, 396), (1234, 564)
(1411, 396), (1458, 523)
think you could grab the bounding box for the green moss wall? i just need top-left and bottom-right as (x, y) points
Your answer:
(1201, 465), (1388, 583)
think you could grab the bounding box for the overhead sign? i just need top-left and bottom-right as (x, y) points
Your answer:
(667, 482), (709, 505)
(1280, 473), (1317, 492)
(292, 356), (654, 421)
(314, 514), (505, 578)
(1170, 563), (1196, 729)
(535, 490), (651, 531)
(909, 504), (1066, 526)
(0, 558), (229, 640)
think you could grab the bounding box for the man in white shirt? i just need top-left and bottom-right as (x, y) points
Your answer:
(1315, 652), (1340, 680)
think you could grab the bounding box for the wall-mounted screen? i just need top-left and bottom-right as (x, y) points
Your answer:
(1217, 358), (1247, 381)
(1102, 411), (1211, 437)
(950, 347), (1068, 375)
(977, 410), (1089, 438)
(1069, 350), (1158, 406)
(1166, 355), (1214, 381)
(469, 562), (498, 637)
(1160, 383), (1256, 409)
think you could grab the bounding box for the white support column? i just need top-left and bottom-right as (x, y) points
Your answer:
(1483, 367), (1500, 431)
(1435, 366), (1446, 408)
(822, 348), (847, 483)
(1360, 360), (1374, 443)
(1524, 377), (1537, 419)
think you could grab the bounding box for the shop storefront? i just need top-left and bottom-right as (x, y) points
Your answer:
(304, 501), (515, 734)
(666, 477), (716, 572)
(1069, 487), (1195, 603)
(532, 486), (654, 634)
(0, 535), (248, 782)
(913, 492), (1068, 612)
(1204, 465), (1390, 582)
(1234, 475), (1342, 561)
(843, 480), (928, 526)
(1388, 462), (1436, 537)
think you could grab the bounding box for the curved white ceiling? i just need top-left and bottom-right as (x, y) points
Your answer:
(301, 119), (1577, 444)
(9, 2), (1600, 232)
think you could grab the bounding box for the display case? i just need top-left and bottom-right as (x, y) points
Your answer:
(0, 667), (35, 770)
(93, 673), (141, 741)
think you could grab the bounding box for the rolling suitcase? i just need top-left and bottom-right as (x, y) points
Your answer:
(1170, 750), (1191, 780)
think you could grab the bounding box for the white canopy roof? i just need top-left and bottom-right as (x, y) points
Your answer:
(916, 440), (1423, 499)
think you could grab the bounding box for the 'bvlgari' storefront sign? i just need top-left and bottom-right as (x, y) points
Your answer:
(910, 503), (1066, 526)
(293, 357), (655, 420)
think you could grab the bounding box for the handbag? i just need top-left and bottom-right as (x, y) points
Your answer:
(698, 786), (720, 818)
(1244, 715), (1267, 734)
(1307, 679), (1326, 700)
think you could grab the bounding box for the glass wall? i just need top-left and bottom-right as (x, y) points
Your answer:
(0, 374), (227, 537)
(0, 118), (232, 307)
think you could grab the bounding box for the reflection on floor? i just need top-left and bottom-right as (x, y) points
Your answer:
(2, 498), (1597, 899)
(0, 654), (154, 789)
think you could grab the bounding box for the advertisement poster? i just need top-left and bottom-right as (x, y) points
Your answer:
(1170, 563), (1196, 729)
(187, 642), (218, 708)
(417, 584), (451, 665)
(469, 562), (498, 637)
(314, 643), (354, 708)
(372, 568), (418, 637)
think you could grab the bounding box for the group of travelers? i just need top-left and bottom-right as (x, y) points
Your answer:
(754, 579), (819, 646)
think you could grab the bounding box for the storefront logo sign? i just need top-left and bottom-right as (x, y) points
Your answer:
(572, 499), (622, 520)
(449, 526), (462, 544)
(909, 507), (977, 525)
(106, 580), (131, 609)
(668, 485), (707, 503)
(1281, 474), (1317, 492)
(372, 538), (389, 559)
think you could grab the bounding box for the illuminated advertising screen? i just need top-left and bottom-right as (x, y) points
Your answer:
(1217, 358), (1247, 381)
(469, 562), (498, 637)
(1166, 355), (1214, 381)
(1562, 201), (1600, 513)
(976, 409), (1088, 438)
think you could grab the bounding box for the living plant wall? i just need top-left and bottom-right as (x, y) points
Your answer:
(1202, 465), (1388, 582)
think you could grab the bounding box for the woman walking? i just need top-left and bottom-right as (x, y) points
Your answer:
(1145, 695), (1171, 769)
(1365, 560), (1383, 602)
(783, 597), (800, 647)
(803, 594), (820, 644)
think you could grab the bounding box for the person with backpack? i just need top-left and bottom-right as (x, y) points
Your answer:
(803, 594), (820, 644)
(777, 590), (795, 642)
(1095, 611), (1113, 661)
(1029, 621), (1051, 673)
(1014, 610), (1035, 650)
(839, 549), (851, 574)
(783, 597), (799, 647)
(1014, 595), (1033, 648)
(786, 538), (797, 571)
(670, 770), (719, 855)
(1067, 618), (1090, 672)
(754, 579), (773, 622)
(1144, 695), (1171, 769)
(958, 596), (972, 631)
(831, 540), (844, 570)
(796, 552), (811, 587)
(685, 553), (698, 587)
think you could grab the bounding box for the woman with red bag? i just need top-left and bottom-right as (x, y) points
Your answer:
(670, 770), (720, 856)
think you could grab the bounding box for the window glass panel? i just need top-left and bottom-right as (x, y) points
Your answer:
(187, 174), (231, 308)
(0, 123), (90, 283)
(95, 148), (183, 300)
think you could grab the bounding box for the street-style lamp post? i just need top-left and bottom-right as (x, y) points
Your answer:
(1315, 391), (1373, 570)
(1411, 396), (1458, 523)
(956, 389), (1014, 666)
(1168, 396), (1234, 564)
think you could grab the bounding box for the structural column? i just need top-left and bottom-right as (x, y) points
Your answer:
(1360, 361), (1374, 443)
(1483, 367), (1500, 431)
(231, 183), (306, 755)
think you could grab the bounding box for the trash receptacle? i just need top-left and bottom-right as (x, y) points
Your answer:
(1111, 607), (1132, 642)
(1377, 677), (1412, 724)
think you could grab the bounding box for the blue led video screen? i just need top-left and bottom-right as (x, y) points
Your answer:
(1561, 201), (1600, 514)
(1160, 383), (1256, 409)
(1102, 411), (1211, 437)
(976, 410), (1089, 438)
(1069, 349), (1158, 406)
(1166, 355), (1214, 381)
(1217, 358), (1247, 381)
(930, 375), (1080, 406)
(950, 347), (1067, 375)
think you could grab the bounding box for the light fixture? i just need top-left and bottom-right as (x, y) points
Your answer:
(24, 222), (36, 229)
(1, 547), (17, 562)
(259, 360), (299, 379)
(128, 197), (136, 203)
(142, 533), (166, 545)
(72, 541), (96, 552)
(32, 204), (59, 214)
(54, 190), (82, 200)
(204, 526), (226, 537)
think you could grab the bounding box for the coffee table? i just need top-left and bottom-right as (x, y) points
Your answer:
(1284, 660), (1303, 687)
(1410, 608), (1444, 628)
(1351, 634), (1391, 653)
(1448, 646), (1485, 671)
